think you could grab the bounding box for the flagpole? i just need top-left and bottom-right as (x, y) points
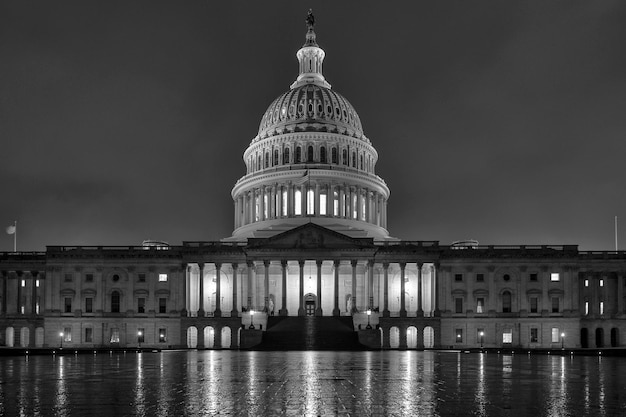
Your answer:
(13, 221), (17, 252)
(616, 216), (619, 252)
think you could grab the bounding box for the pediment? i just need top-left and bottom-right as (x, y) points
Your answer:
(246, 223), (374, 251)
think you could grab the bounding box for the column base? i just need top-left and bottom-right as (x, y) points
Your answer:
(214, 309), (222, 318)
(332, 308), (340, 317)
(279, 309), (289, 316)
(399, 309), (407, 318)
(231, 309), (239, 317)
(298, 307), (305, 316)
(416, 309), (424, 317)
(198, 309), (205, 318)
(181, 309), (188, 317)
(315, 308), (323, 317)
(382, 309), (390, 318)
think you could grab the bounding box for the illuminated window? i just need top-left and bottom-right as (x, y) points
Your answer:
(294, 190), (302, 215)
(21, 279), (25, 287)
(307, 189), (314, 215)
(159, 274), (168, 282)
(255, 195), (260, 221)
(159, 329), (167, 343)
(320, 192), (327, 215)
(360, 197), (366, 220)
(110, 328), (120, 343)
(455, 329), (463, 343)
(476, 297), (484, 313)
(35, 297), (40, 314)
(36, 279), (40, 287)
(352, 194), (357, 219)
(550, 273), (560, 282)
(333, 191), (339, 216)
(530, 328), (538, 343)
(264, 194), (269, 219)
(600, 301), (604, 315)
(584, 279), (589, 287)
(551, 328), (560, 343)
(585, 300), (589, 315)
(137, 328), (145, 343)
(600, 279), (604, 287)
(64, 327), (72, 342)
(502, 330), (512, 344)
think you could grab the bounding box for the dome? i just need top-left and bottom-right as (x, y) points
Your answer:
(257, 84), (365, 141)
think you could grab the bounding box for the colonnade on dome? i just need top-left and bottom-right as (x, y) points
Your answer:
(183, 261), (437, 318)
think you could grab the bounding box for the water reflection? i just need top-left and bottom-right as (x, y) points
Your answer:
(1, 351), (626, 416)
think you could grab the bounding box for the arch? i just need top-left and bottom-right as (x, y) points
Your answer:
(580, 327), (589, 348)
(221, 327), (232, 348)
(407, 326), (418, 349)
(423, 326), (435, 348)
(611, 328), (619, 347)
(595, 328), (604, 348)
(187, 326), (198, 348)
(389, 326), (400, 349)
(111, 290), (121, 313)
(20, 327), (29, 347)
(35, 327), (44, 347)
(5, 327), (14, 347)
(204, 326), (215, 348)
(283, 148), (290, 164)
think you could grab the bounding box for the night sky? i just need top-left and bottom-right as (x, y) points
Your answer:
(2, 1), (625, 251)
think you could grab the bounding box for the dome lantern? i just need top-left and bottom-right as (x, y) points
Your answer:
(290, 10), (331, 90)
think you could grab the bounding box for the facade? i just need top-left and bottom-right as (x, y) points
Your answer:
(1, 14), (625, 351)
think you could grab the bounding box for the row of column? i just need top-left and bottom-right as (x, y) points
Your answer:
(0, 271), (42, 315)
(234, 182), (387, 229)
(188, 261), (437, 318)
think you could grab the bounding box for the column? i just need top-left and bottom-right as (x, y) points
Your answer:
(231, 263), (238, 316)
(214, 263), (222, 317)
(287, 182), (293, 216)
(181, 264), (188, 317)
(280, 260), (288, 316)
(247, 261), (254, 310)
(368, 260), (374, 309)
(270, 185), (276, 219)
(315, 183), (320, 216)
(198, 263), (205, 317)
(327, 185), (333, 216)
(298, 260), (305, 316)
(487, 267), (496, 313)
(277, 185), (283, 218)
(30, 271), (38, 315)
(618, 272), (624, 315)
(433, 264), (440, 316)
(263, 260), (270, 311)
(316, 260), (323, 316)
(333, 260), (340, 316)
(417, 262), (423, 316)
(541, 267), (549, 314)
(400, 262), (407, 317)
(260, 186), (266, 220)
(249, 190), (255, 223)
(365, 190), (371, 223)
(339, 186), (345, 218)
(383, 263), (390, 317)
(351, 260), (357, 313)
(356, 187), (363, 220)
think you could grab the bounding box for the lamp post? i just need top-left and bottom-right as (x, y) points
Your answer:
(480, 331), (484, 349)
(249, 310), (255, 329)
(137, 330), (142, 349)
(366, 310), (372, 329)
(561, 332), (565, 349)
(59, 332), (64, 349)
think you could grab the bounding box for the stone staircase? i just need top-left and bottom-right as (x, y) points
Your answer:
(256, 316), (366, 350)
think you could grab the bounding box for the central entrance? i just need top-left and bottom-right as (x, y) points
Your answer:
(304, 293), (317, 316)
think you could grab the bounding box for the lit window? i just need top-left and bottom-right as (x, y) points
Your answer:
(333, 191), (339, 216)
(36, 279), (40, 287)
(64, 328), (72, 342)
(264, 194), (269, 219)
(282, 190), (288, 216)
(159, 274), (168, 282)
(320, 193), (327, 215)
(550, 273), (560, 282)
(294, 190), (302, 215)
(585, 301), (589, 315)
(110, 328), (120, 343)
(352, 194), (357, 219)
(159, 328), (167, 343)
(584, 279), (589, 287)
(600, 301), (604, 315)
(455, 329), (463, 343)
(137, 328), (145, 343)
(551, 328), (560, 343)
(502, 330), (512, 344)
(530, 328), (538, 343)
(600, 279), (604, 287)
(476, 298), (484, 313)
(21, 279), (25, 287)
(307, 189), (314, 215)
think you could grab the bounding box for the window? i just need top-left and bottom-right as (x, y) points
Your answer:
(476, 328), (485, 343)
(342, 149), (348, 165)
(333, 191), (339, 216)
(159, 298), (167, 314)
(551, 328), (560, 343)
(264, 152), (269, 168)
(530, 328), (538, 343)
(110, 328), (120, 343)
(502, 330), (512, 344)
(112, 274), (120, 282)
(455, 329), (463, 343)
(21, 279), (25, 287)
(282, 189), (288, 216)
(85, 297), (93, 313)
(283, 148), (290, 164)
(454, 274), (463, 282)
(64, 273), (73, 282)
(585, 300), (589, 315)
(331, 147), (337, 164)
(503, 274), (511, 282)
(273, 149), (279, 166)
(63, 327), (72, 342)
(85, 274), (94, 282)
(64, 297), (72, 313)
(455, 298), (463, 314)
(530, 273), (538, 282)
(159, 328), (167, 343)
(138, 273), (146, 283)
(600, 301), (604, 315)
(476, 297), (484, 313)
(36, 279), (39, 287)
(138, 298), (146, 314)
(159, 274), (168, 282)
(584, 279), (589, 287)
(550, 273), (560, 282)
(551, 297), (560, 313)
(35, 297), (40, 314)
(476, 274), (484, 282)
(306, 188), (314, 215)
(320, 192), (327, 215)
(502, 291), (512, 313)
(295, 147), (302, 163)
(111, 291), (120, 313)
(294, 189), (302, 215)
(85, 327), (93, 343)
(320, 146), (327, 163)
(600, 279), (604, 287)
(530, 297), (538, 313)
(352, 151), (356, 167)
(307, 146), (314, 162)
(137, 328), (145, 343)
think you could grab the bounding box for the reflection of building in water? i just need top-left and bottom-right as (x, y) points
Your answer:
(1, 13), (625, 351)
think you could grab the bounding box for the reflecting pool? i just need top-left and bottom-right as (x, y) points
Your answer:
(0, 350), (625, 416)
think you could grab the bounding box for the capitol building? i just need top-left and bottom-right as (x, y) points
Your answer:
(1, 13), (625, 352)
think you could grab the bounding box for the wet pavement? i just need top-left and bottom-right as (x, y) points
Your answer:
(1, 350), (625, 416)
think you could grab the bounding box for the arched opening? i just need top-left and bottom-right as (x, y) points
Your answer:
(407, 326), (418, 349)
(264, 152), (269, 168)
(389, 327), (400, 349)
(187, 326), (198, 348)
(423, 326), (435, 349)
(611, 328), (619, 347)
(320, 146), (327, 163)
(283, 148), (290, 164)
(342, 149), (348, 166)
(35, 327), (44, 347)
(295, 147), (302, 163)
(20, 327), (29, 347)
(331, 147), (337, 164)
(5, 327), (14, 347)
(595, 328), (604, 348)
(273, 149), (279, 166)
(307, 146), (314, 162)
(304, 293), (317, 316)
(502, 291), (512, 313)
(580, 328), (589, 348)
(111, 291), (121, 313)
(221, 327), (231, 348)
(204, 326), (215, 348)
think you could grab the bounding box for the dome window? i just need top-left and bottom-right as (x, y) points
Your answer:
(283, 148), (290, 164)
(295, 147), (302, 163)
(331, 147), (338, 164)
(320, 147), (327, 163)
(273, 150), (279, 166)
(360, 155), (363, 170)
(352, 152), (356, 168)
(342, 149), (348, 166)
(327, 105), (332, 114)
(307, 146), (314, 162)
(317, 103), (323, 114)
(265, 152), (269, 168)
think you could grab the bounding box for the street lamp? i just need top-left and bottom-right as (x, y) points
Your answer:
(480, 331), (484, 349)
(59, 332), (64, 349)
(137, 330), (143, 349)
(249, 310), (255, 329)
(366, 310), (372, 329)
(561, 332), (565, 349)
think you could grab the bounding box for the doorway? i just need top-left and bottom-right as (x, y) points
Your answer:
(304, 293), (317, 316)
